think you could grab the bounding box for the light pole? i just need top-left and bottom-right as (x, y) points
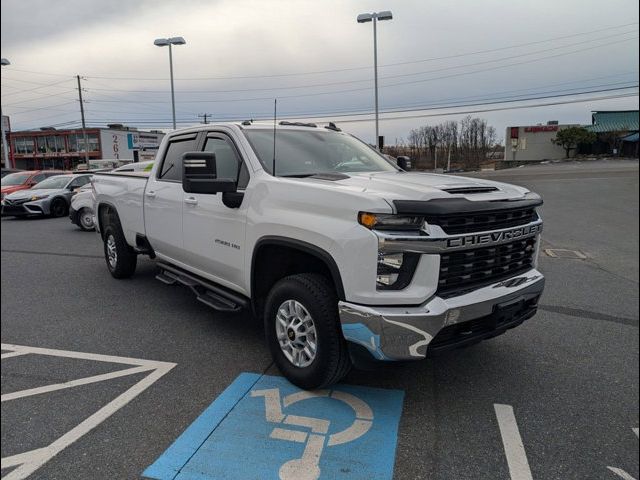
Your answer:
(154, 37), (186, 130)
(357, 11), (392, 150)
(1, 58), (10, 168)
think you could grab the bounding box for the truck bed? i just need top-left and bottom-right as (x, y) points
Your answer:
(92, 172), (148, 245)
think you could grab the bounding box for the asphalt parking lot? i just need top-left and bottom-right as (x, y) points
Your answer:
(1, 159), (638, 479)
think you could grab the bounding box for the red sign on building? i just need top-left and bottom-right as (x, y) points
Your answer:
(524, 125), (558, 133)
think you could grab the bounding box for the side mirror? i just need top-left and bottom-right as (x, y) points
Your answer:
(397, 156), (412, 171)
(182, 151), (237, 194)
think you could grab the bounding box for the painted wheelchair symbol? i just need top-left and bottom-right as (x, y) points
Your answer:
(251, 388), (374, 480)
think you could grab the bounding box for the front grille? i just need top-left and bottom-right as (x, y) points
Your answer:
(4, 198), (29, 206)
(437, 237), (537, 297)
(1, 205), (28, 215)
(426, 206), (538, 234)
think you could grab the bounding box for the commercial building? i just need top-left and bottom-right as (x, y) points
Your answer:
(503, 110), (639, 163)
(7, 125), (165, 170)
(585, 110), (639, 157)
(504, 122), (578, 162)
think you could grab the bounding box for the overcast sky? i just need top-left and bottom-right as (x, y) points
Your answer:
(1, 0), (638, 145)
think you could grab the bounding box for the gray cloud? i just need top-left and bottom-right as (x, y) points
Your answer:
(1, 0), (638, 144)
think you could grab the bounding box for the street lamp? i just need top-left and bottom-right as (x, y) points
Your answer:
(153, 36), (186, 130)
(357, 11), (392, 150)
(1, 58), (10, 168)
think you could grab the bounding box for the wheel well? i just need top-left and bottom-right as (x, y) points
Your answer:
(51, 196), (68, 206)
(251, 241), (345, 318)
(97, 203), (119, 239)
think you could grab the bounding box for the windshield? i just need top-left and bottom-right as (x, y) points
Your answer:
(1, 173), (31, 186)
(243, 129), (398, 176)
(32, 176), (72, 190)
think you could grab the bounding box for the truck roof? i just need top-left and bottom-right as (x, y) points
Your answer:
(165, 121), (343, 136)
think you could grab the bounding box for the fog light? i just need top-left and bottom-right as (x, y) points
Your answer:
(377, 253), (404, 287)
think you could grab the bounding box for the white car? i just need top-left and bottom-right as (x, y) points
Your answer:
(69, 184), (95, 231)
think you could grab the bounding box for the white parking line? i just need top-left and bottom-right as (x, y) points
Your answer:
(0, 343), (176, 480)
(1, 365), (155, 402)
(494, 404), (534, 480)
(608, 467), (637, 480)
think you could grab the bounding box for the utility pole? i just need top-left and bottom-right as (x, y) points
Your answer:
(76, 75), (89, 164)
(198, 113), (212, 124)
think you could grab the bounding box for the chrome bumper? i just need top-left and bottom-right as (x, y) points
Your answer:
(339, 268), (545, 361)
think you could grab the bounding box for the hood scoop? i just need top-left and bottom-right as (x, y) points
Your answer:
(308, 173), (350, 181)
(441, 185), (499, 194)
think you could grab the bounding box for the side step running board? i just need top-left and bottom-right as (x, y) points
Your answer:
(155, 262), (248, 313)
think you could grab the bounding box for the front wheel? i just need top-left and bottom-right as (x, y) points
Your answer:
(264, 273), (351, 389)
(50, 198), (67, 218)
(103, 225), (137, 278)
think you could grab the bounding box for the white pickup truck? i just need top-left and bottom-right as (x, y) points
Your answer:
(93, 121), (544, 389)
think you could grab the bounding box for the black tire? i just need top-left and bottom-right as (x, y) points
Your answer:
(103, 224), (137, 278)
(78, 208), (95, 231)
(50, 198), (68, 218)
(264, 273), (351, 389)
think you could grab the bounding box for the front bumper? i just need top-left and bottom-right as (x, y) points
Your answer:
(339, 268), (544, 361)
(1, 199), (48, 216)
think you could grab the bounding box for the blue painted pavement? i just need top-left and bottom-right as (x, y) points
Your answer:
(144, 373), (404, 480)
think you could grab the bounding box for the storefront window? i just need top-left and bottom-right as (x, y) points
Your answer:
(88, 133), (99, 152)
(37, 137), (46, 153)
(44, 136), (65, 153)
(68, 134), (78, 152)
(11, 137), (35, 154)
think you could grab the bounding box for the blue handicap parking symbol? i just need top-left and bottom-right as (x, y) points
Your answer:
(144, 373), (404, 480)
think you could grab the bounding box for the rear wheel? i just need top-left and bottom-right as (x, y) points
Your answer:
(50, 198), (67, 218)
(103, 225), (137, 278)
(78, 208), (95, 231)
(265, 273), (351, 389)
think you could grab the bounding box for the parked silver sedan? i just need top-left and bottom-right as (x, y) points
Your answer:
(1, 174), (92, 218)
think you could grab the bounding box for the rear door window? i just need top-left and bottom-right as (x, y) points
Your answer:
(31, 174), (46, 183)
(158, 135), (198, 182)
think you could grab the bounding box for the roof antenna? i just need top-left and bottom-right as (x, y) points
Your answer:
(272, 98), (277, 177)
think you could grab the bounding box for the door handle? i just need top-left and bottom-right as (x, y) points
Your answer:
(145, 190), (156, 198)
(184, 196), (198, 205)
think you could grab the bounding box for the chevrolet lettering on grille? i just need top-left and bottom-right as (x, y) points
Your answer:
(446, 223), (542, 249)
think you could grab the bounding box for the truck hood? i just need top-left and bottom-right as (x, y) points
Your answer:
(299, 171), (530, 202)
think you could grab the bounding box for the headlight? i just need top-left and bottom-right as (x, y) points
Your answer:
(377, 252), (420, 290)
(358, 212), (423, 230)
(30, 194), (49, 201)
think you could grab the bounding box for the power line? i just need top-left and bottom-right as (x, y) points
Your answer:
(0, 78), (76, 98)
(77, 36), (638, 105)
(17, 88), (638, 130)
(8, 100), (78, 116)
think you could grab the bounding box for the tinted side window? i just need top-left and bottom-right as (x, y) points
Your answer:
(69, 176), (91, 188)
(159, 137), (198, 181)
(31, 174), (46, 183)
(204, 137), (249, 189)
